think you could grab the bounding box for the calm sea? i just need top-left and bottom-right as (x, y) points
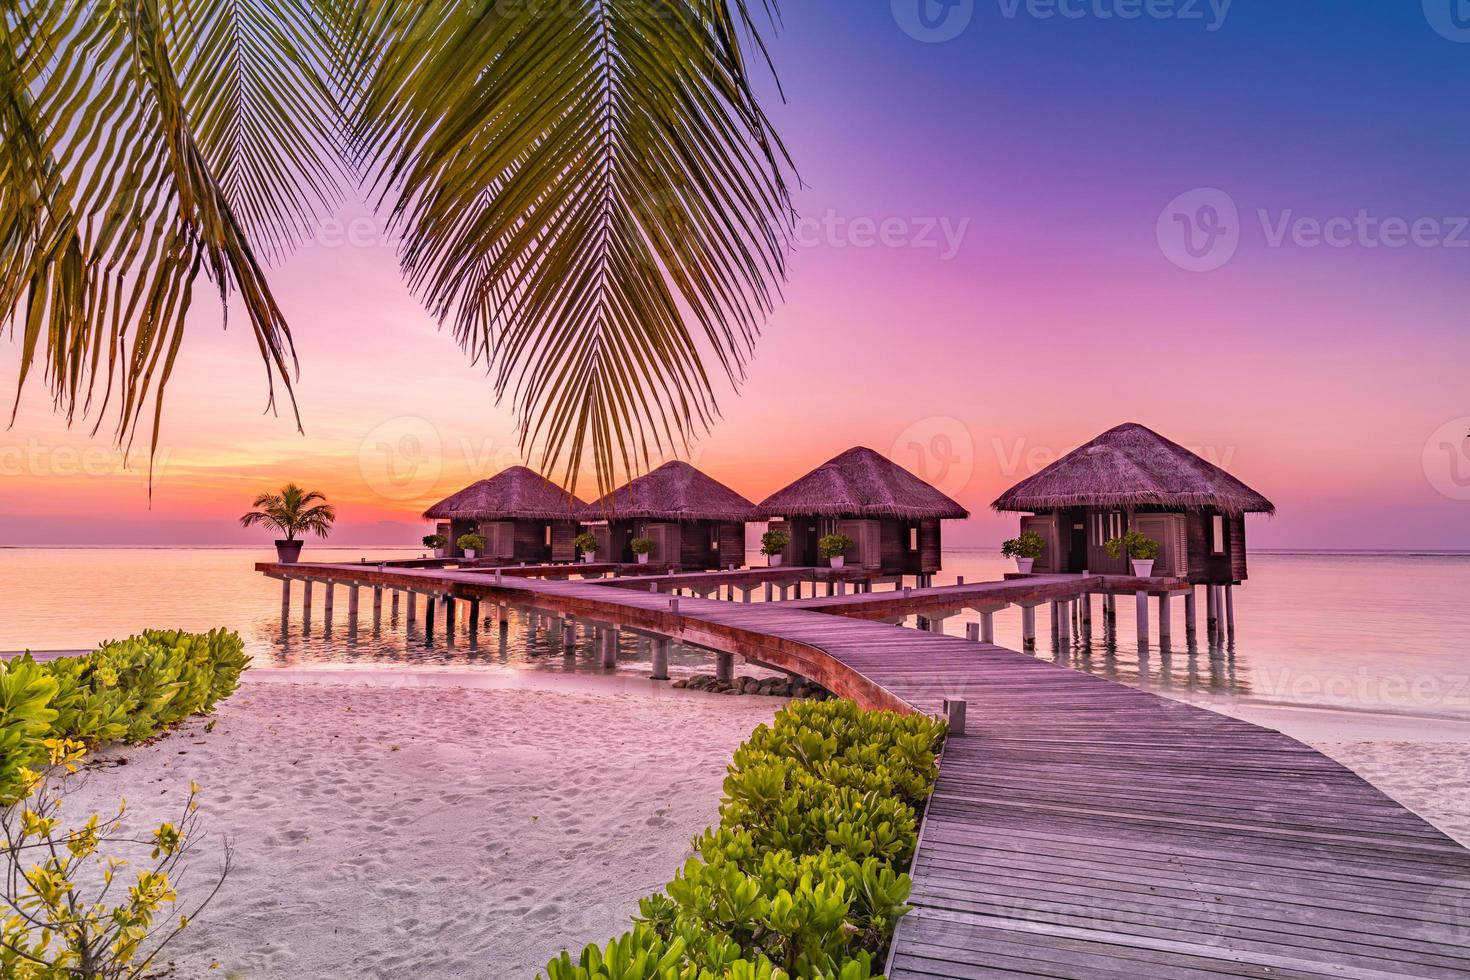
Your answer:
(3, 547), (1467, 720)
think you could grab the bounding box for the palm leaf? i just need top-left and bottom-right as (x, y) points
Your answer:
(352, 0), (794, 494)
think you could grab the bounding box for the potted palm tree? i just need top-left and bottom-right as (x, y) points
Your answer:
(818, 532), (853, 569)
(574, 532), (600, 563)
(423, 533), (447, 558)
(761, 529), (790, 567)
(457, 532), (485, 560)
(1001, 531), (1045, 574)
(1106, 530), (1161, 577)
(240, 484), (336, 563)
(630, 537), (655, 564)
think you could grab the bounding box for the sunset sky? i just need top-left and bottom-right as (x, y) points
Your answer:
(4, 2), (1468, 549)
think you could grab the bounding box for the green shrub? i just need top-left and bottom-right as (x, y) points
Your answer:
(1000, 531), (1045, 560)
(541, 700), (947, 980)
(817, 534), (852, 561)
(0, 629), (247, 802)
(760, 530), (790, 557)
(574, 532), (600, 554)
(1104, 530), (1159, 562)
(423, 533), (447, 549)
(631, 538), (656, 556)
(457, 532), (486, 552)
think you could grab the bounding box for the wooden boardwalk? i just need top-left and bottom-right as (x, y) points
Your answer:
(258, 561), (1470, 978)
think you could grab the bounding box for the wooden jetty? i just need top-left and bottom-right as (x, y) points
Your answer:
(257, 560), (1470, 978)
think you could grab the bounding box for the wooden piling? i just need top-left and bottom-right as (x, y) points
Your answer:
(406, 591), (417, 626)
(1158, 593), (1172, 646)
(966, 622), (980, 641)
(1206, 584), (1219, 639)
(280, 579), (291, 618)
(303, 581), (313, 625)
(1136, 591), (1150, 647)
(1021, 604), (1037, 652)
(323, 582), (335, 621)
(1184, 588), (1197, 641)
(715, 651), (734, 684)
(650, 638), (671, 681)
(601, 626), (619, 667)
(1225, 585), (1236, 641)
(981, 609), (996, 644)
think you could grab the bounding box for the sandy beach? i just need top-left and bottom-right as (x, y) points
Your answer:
(60, 674), (780, 979)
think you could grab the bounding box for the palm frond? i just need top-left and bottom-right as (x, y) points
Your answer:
(2, 0), (343, 469)
(354, 0), (794, 494)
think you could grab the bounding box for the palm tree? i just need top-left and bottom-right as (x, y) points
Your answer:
(0, 0), (793, 495)
(239, 484), (336, 555)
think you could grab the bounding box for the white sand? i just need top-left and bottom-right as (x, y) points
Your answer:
(1179, 698), (1470, 847)
(60, 674), (779, 979)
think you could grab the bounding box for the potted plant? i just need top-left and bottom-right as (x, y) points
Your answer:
(457, 532), (485, 560)
(1001, 530), (1045, 574)
(423, 533), (447, 558)
(239, 484), (336, 563)
(818, 532), (852, 569)
(630, 537), (655, 564)
(761, 528), (790, 567)
(1105, 530), (1161, 577)
(574, 531), (600, 563)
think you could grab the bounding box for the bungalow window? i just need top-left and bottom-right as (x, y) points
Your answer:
(1211, 515), (1226, 555)
(544, 524), (552, 547)
(907, 526), (919, 552)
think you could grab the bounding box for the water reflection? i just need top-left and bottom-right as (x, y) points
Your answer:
(262, 600), (746, 680)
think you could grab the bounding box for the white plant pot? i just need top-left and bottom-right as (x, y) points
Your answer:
(637, 553), (650, 564)
(464, 549), (477, 560)
(1015, 557), (1035, 574)
(1132, 559), (1155, 577)
(829, 555), (845, 569)
(767, 553), (783, 567)
(434, 548), (446, 559)
(584, 553), (597, 564)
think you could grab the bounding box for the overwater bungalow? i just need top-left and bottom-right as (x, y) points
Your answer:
(991, 422), (1275, 582)
(423, 466), (586, 562)
(581, 461), (756, 569)
(758, 447), (969, 575)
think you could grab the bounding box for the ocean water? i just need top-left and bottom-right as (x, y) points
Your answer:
(2, 547), (1467, 719)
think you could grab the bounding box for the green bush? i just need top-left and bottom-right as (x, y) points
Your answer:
(541, 700), (947, 980)
(0, 629), (248, 802)
(817, 534), (852, 561)
(631, 538), (656, 556)
(457, 532), (486, 552)
(1104, 530), (1159, 562)
(1000, 531), (1045, 560)
(574, 532), (601, 554)
(423, 533), (447, 549)
(760, 530), (790, 557)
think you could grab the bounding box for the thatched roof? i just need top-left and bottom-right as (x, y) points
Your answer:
(758, 447), (969, 521)
(991, 423), (1275, 515)
(423, 466), (585, 521)
(582, 461), (757, 522)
